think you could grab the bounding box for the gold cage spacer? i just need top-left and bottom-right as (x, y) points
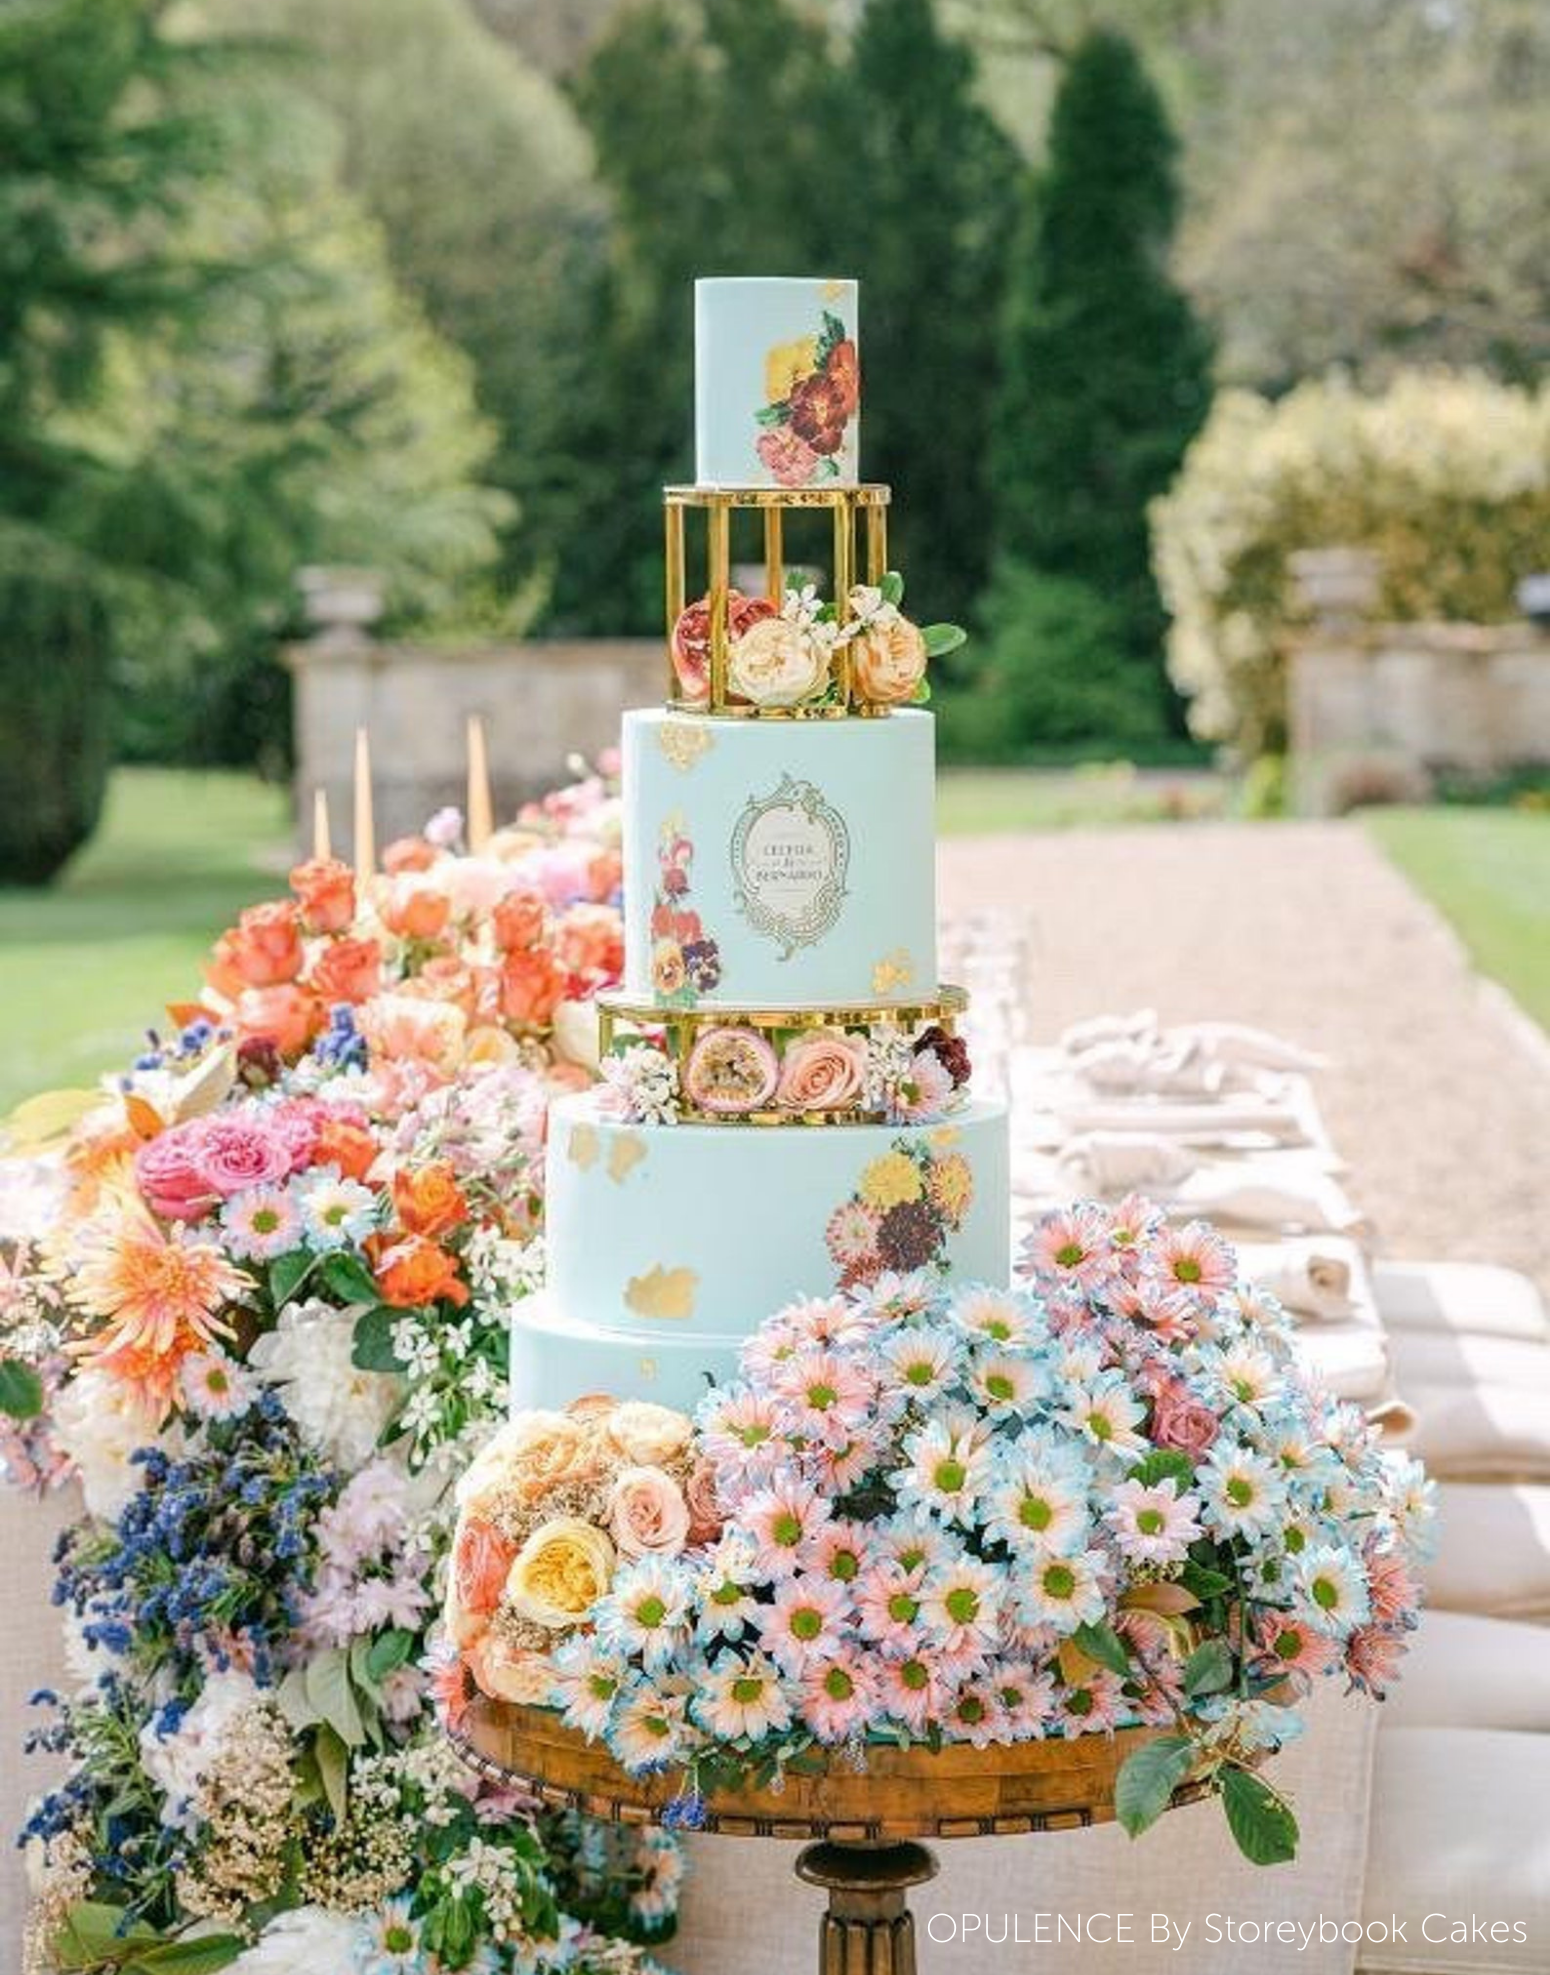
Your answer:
(663, 483), (891, 718)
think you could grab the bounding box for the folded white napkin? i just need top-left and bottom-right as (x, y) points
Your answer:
(1248, 1249), (1358, 1322)
(1069, 1037), (1229, 1097)
(1163, 1021), (1331, 1074)
(1054, 1095), (1311, 1144)
(1293, 1321), (1391, 1403)
(1165, 1164), (1370, 1238)
(1055, 1132), (1199, 1193)
(1059, 1010), (1158, 1054)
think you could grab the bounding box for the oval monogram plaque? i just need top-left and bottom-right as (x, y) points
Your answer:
(730, 773), (850, 959)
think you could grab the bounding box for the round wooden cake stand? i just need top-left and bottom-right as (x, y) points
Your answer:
(455, 1697), (1207, 1974)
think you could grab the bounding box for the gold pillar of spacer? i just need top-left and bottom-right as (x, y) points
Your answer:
(832, 498), (856, 706)
(763, 506), (784, 605)
(664, 503), (686, 699)
(866, 502), (888, 586)
(706, 502), (731, 706)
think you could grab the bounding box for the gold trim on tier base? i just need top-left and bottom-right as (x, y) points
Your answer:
(453, 1699), (1207, 1975)
(664, 483), (891, 715)
(597, 985), (968, 1127)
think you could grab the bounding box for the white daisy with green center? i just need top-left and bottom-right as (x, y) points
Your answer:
(1298, 1545), (1371, 1637)
(693, 1653), (793, 1742)
(893, 1417), (993, 1523)
(1199, 1446), (1287, 1540)
(1017, 1548), (1109, 1634)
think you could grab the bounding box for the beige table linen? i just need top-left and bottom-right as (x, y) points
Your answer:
(1423, 1485), (1550, 1619)
(1381, 1614), (1550, 1734)
(1372, 1263), (1549, 1346)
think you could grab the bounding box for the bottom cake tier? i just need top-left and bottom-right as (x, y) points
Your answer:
(510, 1091), (1011, 1412)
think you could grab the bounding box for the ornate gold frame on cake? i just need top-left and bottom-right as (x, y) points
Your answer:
(455, 1697), (1209, 1975)
(663, 483), (892, 717)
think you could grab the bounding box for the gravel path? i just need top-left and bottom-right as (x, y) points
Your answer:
(939, 820), (1550, 1294)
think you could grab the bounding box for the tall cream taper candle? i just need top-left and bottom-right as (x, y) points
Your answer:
(353, 728), (375, 876)
(467, 714), (494, 853)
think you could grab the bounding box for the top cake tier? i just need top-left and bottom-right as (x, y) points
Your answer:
(694, 276), (859, 488)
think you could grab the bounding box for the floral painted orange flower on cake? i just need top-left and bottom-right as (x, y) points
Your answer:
(754, 308), (859, 486)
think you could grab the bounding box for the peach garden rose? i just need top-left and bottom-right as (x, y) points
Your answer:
(457, 1410), (609, 1518)
(775, 1029), (866, 1112)
(727, 615), (828, 707)
(608, 1465), (691, 1559)
(850, 611), (927, 706)
(603, 1399), (693, 1467)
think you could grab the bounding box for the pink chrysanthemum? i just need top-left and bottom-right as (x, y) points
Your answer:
(1254, 1611), (1338, 1680)
(1343, 1622), (1410, 1697)
(826, 1202), (881, 1270)
(759, 1576), (852, 1675)
(1023, 1204), (1115, 1292)
(876, 1652), (950, 1736)
(739, 1475), (831, 1574)
(801, 1519), (869, 1589)
(855, 1563), (927, 1654)
(1153, 1221), (1236, 1300)
(771, 1346), (876, 1447)
(800, 1649), (879, 1744)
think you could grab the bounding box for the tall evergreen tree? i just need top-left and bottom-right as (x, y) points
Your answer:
(847, 0), (1020, 624)
(991, 28), (1212, 706)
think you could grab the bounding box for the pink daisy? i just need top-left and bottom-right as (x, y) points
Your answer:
(920, 1558), (1002, 1660)
(219, 1183), (302, 1262)
(1366, 1550), (1420, 1627)
(697, 1390), (782, 1476)
(693, 1653), (792, 1743)
(1153, 1221), (1236, 1300)
(802, 1519), (870, 1590)
(1254, 1611), (1338, 1680)
(855, 1562), (927, 1653)
(1343, 1622), (1410, 1697)
(771, 1347), (876, 1446)
(1056, 1670), (1126, 1735)
(739, 1475), (831, 1574)
(890, 1051), (955, 1124)
(801, 1650), (879, 1744)
(1108, 1276), (1196, 1346)
(760, 1577), (852, 1675)
(1107, 1192), (1164, 1255)
(179, 1350), (257, 1421)
(1023, 1204), (1115, 1293)
(812, 1432), (884, 1494)
(986, 1659), (1056, 1740)
(877, 1652), (951, 1735)
(1105, 1478), (1203, 1565)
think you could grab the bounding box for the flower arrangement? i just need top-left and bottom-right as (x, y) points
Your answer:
(598, 1017), (972, 1127)
(1, 770), (683, 1974)
(669, 573), (965, 712)
(446, 1199), (1432, 1865)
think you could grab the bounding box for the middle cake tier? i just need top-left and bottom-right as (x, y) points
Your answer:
(622, 704), (937, 1011)
(510, 1087), (1010, 1413)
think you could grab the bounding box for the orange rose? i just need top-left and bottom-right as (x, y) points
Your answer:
(204, 931), (246, 1001)
(399, 955), (478, 1014)
(382, 876), (451, 942)
(314, 1116), (378, 1182)
(554, 903), (623, 985)
(493, 890), (546, 952)
(232, 983), (321, 1056)
(373, 1231), (469, 1309)
(358, 993), (466, 1071)
(308, 935), (382, 1005)
(500, 947), (565, 1027)
(393, 1160), (469, 1239)
(382, 835), (436, 875)
(850, 614), (927, 706)
(226, 902), (304, 987)
(453, 1517), (517, 1617)
(587, 849), (623, 903)
(289, 856), (356, 934)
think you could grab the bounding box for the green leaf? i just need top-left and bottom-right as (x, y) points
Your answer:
(54, 1902), (158, 1969)
(304, 1647), (366, 1746)
(879, 569), (905, 607)
(322, 1251), (380, 1306)
(314, 1723), (349, 1826)
(1181, 1560), (1234, 1600)
(1115, 1735), (1194, 1838)
(755, 402), (790, 426)
(921, 622), (966, 658)
(268, 1250), (314, 1309)
(274, 1665), (319, 1733)
(0, 1358), (43, 1420)
(1072, 1621), (1131, 1677)
(366, 1627), (416, 1683)
(351, 1305), (404, 1373)
(1183, 1639), (1236, 1696)
(1128, 1449), (1195, 1489)
(126, 1938), (245, 1974)
(1220, 1764), (1299, 1865)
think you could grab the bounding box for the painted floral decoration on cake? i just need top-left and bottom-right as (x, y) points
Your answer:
(648, 812), (721, 1005)
(755, 309), (859, 486)
(827, 1135), (974, 1286)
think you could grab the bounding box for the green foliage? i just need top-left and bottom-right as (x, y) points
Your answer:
(990, 28), (1212, 704)
(1220, 1763), (1299, 1866)
(1154, 369), (1550, 754)
(943, 560), (1169, 759)
(0, 531), (115, 881)
(1115, 1733), (1194, 1839)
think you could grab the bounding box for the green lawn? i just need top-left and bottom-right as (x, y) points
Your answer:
(0, 770), (291, 1114)
(1364, 806), (1550, 1031)
(937, 764), (1223, 834)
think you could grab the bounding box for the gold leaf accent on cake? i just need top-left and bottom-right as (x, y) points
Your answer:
(872, 948), (914, 997)
(930, 1125), (962, 1149)
(638, 1357), (659, 1384)
(657, 721), (714, 773)
(821, 279), (847, 303)
(624, 1266), (698, 1322)
(607, 1132), (647, 1184)
(566, 1123), (599, 1170)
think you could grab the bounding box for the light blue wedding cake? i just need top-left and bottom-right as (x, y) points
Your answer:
(509, 279), (1011, 1413)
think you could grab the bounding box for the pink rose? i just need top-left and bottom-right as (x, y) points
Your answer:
(684, 1027), (778, 1114)
(194, 1114), (292, 1197)
(1149, 1380), (1220, 1457)
(776, 1029), (867, 1113)
(608, 1465), (691, 1559)
(453, 1518), (518, 1620)
(756, 424), (821, 488)
(684, 1460), (725, 1545)
(134, 1124), (217, 1222)
(269, 1098), (326, 1173)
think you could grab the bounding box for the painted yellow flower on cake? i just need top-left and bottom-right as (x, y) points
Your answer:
(764, 334), (818, 404)
(927, 1152), (974, 1222)
(859, 1151), (923, 1210)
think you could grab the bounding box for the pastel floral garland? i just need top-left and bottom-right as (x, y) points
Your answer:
(0, 770), (682, 1975)
(447, 1200), (1433, 1865)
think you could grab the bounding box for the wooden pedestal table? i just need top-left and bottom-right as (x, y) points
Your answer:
(454, 1696), (1208, 1974)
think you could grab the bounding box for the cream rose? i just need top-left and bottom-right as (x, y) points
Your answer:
(727, 616), (828, 707)
(850, 612), (927, 706)
(776, 1028), (867, 1112)
(455, 1410), (606, 1518)
(603, 1399), (694, 1467)
(505, 1517), (615, 1628)
(609, 1465), (692, 1559)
